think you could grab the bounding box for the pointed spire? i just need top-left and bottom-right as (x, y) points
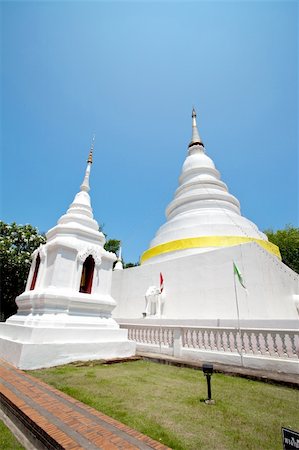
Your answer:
(80, 135), (95, 193)
(114, 244), (123, 270)
(189, 108), (204, 148)
(87, 134), (95, 164)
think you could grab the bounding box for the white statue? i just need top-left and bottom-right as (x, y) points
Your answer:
(144, 285), (165, 317)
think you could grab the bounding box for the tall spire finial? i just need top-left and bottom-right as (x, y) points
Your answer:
(87, 134), (95, 164)
(189, 107), (204, 148)
(80, 135), (95, 193)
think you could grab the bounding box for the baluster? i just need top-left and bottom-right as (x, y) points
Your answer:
(188, 329), (193, 348)
(256, 332), (262, 354)
(215, 330), (221, 351)
(166, 328), (170, 346)
(171, 329), (174, 346)
(186, 329), (190, 348)
(203, 330), (208, 350)
(195, 329), (200, 348)
(141, 327), (144, 343)
(192, 329), (196, 348)
(182, 329), (185, 347)
(169, 329), (173, 346)
(184, 329), (190, 348)
(221, 330), (226, 351)
(223, 331), (229, 352)
(157, 328), (160, 345)
(289, 332), (298, 358)
(163, 329), (167, 346)
(196, 329), (202, 349)
(247, 332), (254, 354)
(149, 328), (152, 344)
(162, 328), (166, 346)
(209, 330), (215, 350)
(218, 330), (223, 351)
(153, 328), (157, 345)
(240, 330), (246, 354)
(140, 328), (143, 343)
(232, 330), (238, 353)
(270, 332), (278, 356)
(281, 333), (289, 357)
(263, 332), (270, 355)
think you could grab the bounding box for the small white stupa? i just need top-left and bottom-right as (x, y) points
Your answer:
(0, 141), (135, 369)
(141, 108), (280, 264)
(114, 245), (124, 271)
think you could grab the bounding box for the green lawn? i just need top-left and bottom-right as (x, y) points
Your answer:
(0, 420), (24, 449)
(30, 360), (299, 450)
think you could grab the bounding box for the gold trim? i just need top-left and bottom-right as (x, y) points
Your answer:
(141, 236), (281, 264)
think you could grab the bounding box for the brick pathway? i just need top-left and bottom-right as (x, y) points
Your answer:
(0, 359), (170, 450)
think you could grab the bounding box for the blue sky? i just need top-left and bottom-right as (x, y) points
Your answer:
(1, 1), (298, 263)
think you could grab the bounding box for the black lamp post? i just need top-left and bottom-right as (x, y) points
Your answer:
(202, 363), (215, 404)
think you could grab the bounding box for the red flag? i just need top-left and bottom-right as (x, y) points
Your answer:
(160, 272), (164, 293)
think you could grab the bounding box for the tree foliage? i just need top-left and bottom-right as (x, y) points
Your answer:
(0, 222), (46, 321)
(265, 225), (299, 273)
(104, 239), (120, 255)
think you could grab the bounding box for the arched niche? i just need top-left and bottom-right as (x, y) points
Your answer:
(79, 255), (95, 294)
(30, 253), (41, 291)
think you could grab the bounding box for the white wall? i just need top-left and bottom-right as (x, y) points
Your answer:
(112, 242), (299, 322)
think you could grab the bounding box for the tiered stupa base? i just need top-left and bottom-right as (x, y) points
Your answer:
(0, 314), (135, 370)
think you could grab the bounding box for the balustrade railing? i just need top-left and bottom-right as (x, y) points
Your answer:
(120, 324), (299, 361)
(127, 325), (174, 347)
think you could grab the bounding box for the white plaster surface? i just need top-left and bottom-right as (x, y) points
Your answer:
(143, 112), (272, 264)
(0, 157), (136, 369)
(112, 242), (299, 323)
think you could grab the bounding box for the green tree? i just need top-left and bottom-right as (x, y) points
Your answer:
(0, 222), (46, 321)
(265, 225), (299, 273)
(104, 239), (120, 255)
(124, 262), (140, 268)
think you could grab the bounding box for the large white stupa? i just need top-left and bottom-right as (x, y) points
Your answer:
(141, 109), (280, 265)
(112, 110), (298, 325)
(0, 143), (135, 369)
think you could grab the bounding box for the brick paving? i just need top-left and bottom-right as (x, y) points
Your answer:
(0, 359), (171, 450)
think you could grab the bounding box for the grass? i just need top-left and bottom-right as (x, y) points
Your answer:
(30, 360), (299, 450)
(0, 420), (24, 449)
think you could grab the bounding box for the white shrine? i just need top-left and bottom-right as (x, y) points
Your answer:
(0, 144), (135, 369)
(0, 109), (297, 373)
(112, 110), (298, 328)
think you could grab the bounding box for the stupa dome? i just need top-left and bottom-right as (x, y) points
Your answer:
(141, 109), (280, 264)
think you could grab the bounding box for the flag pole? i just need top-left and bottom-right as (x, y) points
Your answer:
(233, 262), (244, 367)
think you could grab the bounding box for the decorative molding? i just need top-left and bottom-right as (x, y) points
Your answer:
(77, 247), (102, 267)
(32, 244), (46, 261)
(141, 236), (281, 264)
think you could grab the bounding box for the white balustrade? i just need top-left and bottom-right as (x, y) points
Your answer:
(120, 324), (299, 369)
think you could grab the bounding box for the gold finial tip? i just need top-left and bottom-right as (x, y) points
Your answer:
(87, 150), (93, 164)
(87, 134), (95, 164)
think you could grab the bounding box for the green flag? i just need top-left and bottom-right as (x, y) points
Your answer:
(233, 262), (246, 288)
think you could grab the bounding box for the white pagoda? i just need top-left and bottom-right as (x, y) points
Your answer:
(141, 109), (280, 265)
(112, 110), (298, 326)
(0, 143), (135, 369)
